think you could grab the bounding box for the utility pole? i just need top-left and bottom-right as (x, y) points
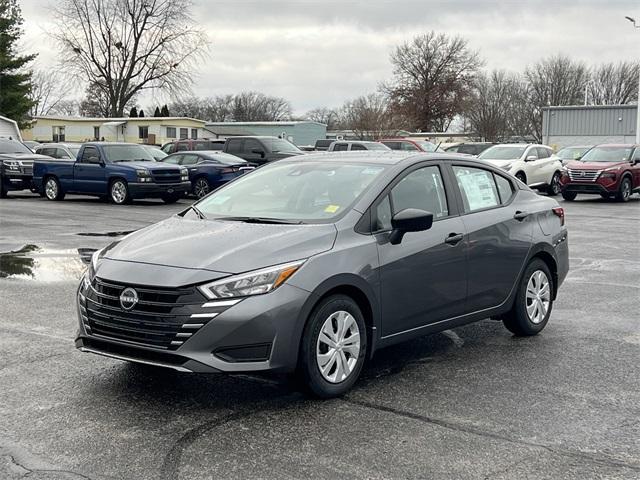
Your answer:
(625, 16), (640, 143)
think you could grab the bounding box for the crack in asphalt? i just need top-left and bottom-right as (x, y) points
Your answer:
(2, 448), (99, 480)
(343, 398), (640, 473)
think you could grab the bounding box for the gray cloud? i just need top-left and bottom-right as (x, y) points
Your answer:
(18, 0), (640, 114)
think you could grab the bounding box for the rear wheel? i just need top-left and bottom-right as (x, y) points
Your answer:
(515, 172), (527, 184)
(298, 295), (367, 398)
(44, 176), (65, 201)
(546, 172), (561, 196)
(110, 179), (131, 205)
(615, 177), (632, 202)
(193, 177), (210, 199)
(503, 259), (553, 336)
(561, 191), (577, 201)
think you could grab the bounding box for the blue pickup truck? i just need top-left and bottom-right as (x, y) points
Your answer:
(33, 142), (191, 204)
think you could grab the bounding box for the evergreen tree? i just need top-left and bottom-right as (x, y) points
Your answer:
(153, 106), (161, 117)
(138, 109), (145, 117)
(129, 106), (138, 117)
(0, 0), (36, 128)
(160, 104), (170, 116)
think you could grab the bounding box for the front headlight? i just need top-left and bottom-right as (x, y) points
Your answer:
(198, 260), (305, 299)
(136, 169), (153, 182)
(180, 168), (189, 181)
(4, 161), (19, 170)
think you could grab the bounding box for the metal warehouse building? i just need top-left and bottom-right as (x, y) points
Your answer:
(542, 105), (638, 149)
(205, 121), (326, 147)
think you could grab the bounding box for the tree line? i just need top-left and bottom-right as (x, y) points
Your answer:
(1, 0), (638, 143)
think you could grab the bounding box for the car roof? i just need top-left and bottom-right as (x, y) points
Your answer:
(595, 143), (639, 148)
(36, 143), (78, 148)
(280, 151), (486, 165)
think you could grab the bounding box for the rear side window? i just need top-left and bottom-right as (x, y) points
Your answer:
(333, 143), (348, 151)
(176, 143), (189, 152)
(400, 142), (418, 151)
(537, 147), (551, 159)
(458, 144), (478, 155)
(494, 174), (514, 204)
(351, 144), (367, 151)
(453, 166), (500, 213)
(383, 142), (400, 150)
(181, 155), (198, 165)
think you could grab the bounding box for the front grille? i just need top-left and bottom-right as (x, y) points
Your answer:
(567, 169), (600, 182)
(151, 169), (181, 184)
(81, 277), (220, 350)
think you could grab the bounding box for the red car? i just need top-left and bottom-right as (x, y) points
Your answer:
(560, 144), (640, 202)
(379, 138), (437, 152)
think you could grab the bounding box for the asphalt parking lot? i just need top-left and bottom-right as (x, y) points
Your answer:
(1, 192), (639, 480)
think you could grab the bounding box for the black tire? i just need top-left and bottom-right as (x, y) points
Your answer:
(599, 193), (610, 200)
(503, 259), (554, 336)
(561, 191), (577, 201)
(0, 176), (7, 199)
(298, 295), (368, 398)
(515, 172), (527, 184)
(44, 176), (65, 201)
(615, 177), (632, 203)
(161, 193), (181, 204)
(193, 177), (210, 199)
(546, 171), (561, 196)
(110, 179), (131, 205)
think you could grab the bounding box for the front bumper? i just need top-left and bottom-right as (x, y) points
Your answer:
(75, 277), (311, 374)
(560, 175), (619, 195)
(128, 181), (191, 198)
(1, 171), (33, 191)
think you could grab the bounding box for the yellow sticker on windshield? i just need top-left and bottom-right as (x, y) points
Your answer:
(325, 205), (340, 213)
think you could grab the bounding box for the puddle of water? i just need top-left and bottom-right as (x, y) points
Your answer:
(0, 245), (88, 282)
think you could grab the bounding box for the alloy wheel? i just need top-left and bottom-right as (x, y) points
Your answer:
(45, 178), (58, 200)
(194, 178), (210, 198)
(525, 270), (551, 324)
(111, 181), (127, 204)
(316, 310), (361, 383)
(551, 173), (561, 195)
(622, 180), (631, 200)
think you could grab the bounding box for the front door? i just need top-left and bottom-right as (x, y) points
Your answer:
(74, 146), (106, 194)
(376, 164), (468, 336)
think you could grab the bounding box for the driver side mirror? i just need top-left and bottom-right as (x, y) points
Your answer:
(389, 208), (433, 245)
(526, 155), (537, 161)
(251, 148), (265, 158)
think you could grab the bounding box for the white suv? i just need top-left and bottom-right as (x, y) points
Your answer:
(478, 144), (563, 196)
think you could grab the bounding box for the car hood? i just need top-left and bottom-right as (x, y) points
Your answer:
(481, 159), (516, 167)
(0, 152), (50, 161)
(102, 215), (337, 274)
(566, 161), (627, 170)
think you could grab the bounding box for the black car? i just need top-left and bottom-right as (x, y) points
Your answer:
(160, 150), (254, 198)
(445, 142), (496, 156)
(223, 136), (305, 165)
(77, 151), (569, 398)
(0, 138), (49, 197)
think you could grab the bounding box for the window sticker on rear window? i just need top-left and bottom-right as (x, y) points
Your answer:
(455, 168), (499, 211)
(324, 205), (340, 213)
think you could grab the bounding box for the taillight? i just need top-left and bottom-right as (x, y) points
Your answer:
(220, 167), (235, 174)
(552, 207), (565, 226)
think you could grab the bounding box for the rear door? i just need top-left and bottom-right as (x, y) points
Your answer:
(376, 163), (468, 336)
(451, 164), (532, 312)
(73, 146), (106, 194)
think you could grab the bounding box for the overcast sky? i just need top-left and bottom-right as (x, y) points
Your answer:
(18, 0), (640, 114)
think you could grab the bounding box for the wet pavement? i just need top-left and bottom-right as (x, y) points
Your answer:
(0, 192), (639, 479)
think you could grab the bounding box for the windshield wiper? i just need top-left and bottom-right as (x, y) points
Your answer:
(216, 216), (303, 225)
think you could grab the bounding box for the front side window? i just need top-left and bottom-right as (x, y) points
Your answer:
(525, 147), (539, 160)
(453, 166), (500, 212)
(243, 139), (263, 154)
(390, 166), (449, 219)
(80, 146), (100, 164)
(226, 139), (243, 154)
(537, 147), (550, 159)
(633, 148), (640, 161)
(351, 144), (367, 151)
(197, 162), (388, 222)
(181, 154), (198, 165)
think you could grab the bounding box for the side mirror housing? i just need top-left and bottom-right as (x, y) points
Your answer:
(389, 208), (434, 245)
(525, 155), (537, 161)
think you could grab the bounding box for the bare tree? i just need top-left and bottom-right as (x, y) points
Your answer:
(525, 55), (589, 142)
(338, 93), (403, 140)
(51, 0), (208, 117)
(203, 94), (234, 122)
(29, 70), (75, 116)
(588, 61), (639, 105)
(50, 99), (80, 116)
(168, 96), (203, 119)
(304, 107), (339, 129)
(79, 80), (135, 117)
(231, 91), (291, 121)
(384, 32), (482, 132)
(466, 71), (514, 141)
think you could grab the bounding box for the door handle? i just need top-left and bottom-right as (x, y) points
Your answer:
(444, 233), (464, 245)
(513, 211), (529, 221)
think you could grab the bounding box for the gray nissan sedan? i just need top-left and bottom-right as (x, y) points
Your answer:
(76, 152), (569, 398)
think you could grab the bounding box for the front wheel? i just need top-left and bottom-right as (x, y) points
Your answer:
(110, 179), (131, 205)
(0, 177), (7, 198)
(561, 191), (577, 201)
(615, 177), (632, 202)
(298, 295), (367, 398)
(44, 176), (65, 201)
(546, 172), (561, 196)
(503, 259), (554, 336)
(193, 177), (210, 199)
(515, 172), (527, 184)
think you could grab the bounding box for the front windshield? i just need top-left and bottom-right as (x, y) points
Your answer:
(0, 140), (33, 154)
(557, 146), (589, 160)
(266, 138), (302, 154)
(196, 161), (387, 222)
(416, 140), (437, 152)
(103, 145), (156, 162)
(579, 146), (633, 163)
(479, 146), (526, 160)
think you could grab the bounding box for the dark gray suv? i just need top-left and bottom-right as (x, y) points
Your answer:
(76, 152), (569, 397)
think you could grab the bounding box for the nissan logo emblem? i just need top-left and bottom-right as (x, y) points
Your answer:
(579, 171), (585, 177)
(119, 287), (139, 310)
